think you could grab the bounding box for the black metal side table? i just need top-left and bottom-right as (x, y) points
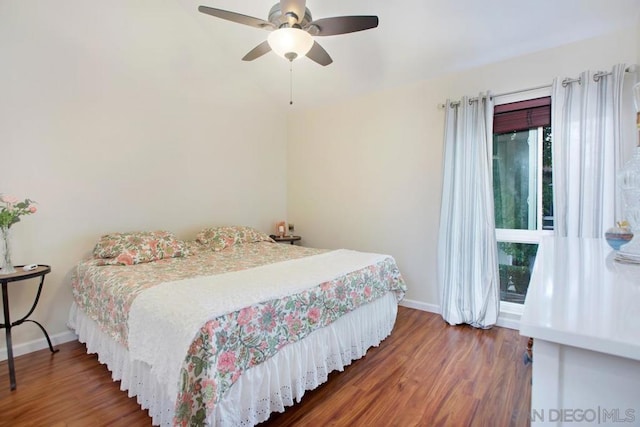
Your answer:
(1, 265), (57, 390)
(272, 235), (302, 245)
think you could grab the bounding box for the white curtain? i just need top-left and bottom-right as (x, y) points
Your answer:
(552, 64), (628, 237)
(438, 94), (500, 328)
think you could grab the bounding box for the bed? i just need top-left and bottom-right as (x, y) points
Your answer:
(67, 226), (406, 426)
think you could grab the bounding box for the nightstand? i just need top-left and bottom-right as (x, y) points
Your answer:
(272, 235), (302, 245)
(1, 265), (58, 390)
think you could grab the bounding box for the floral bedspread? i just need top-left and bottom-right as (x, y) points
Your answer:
(71, 242), (326, 346)
(71, 241), (407, 426)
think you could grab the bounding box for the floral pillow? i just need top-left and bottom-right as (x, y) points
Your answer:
(93, 230), (189, 266)
(195, 226), (275, 251)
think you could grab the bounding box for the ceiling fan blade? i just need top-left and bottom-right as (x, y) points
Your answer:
(242, 41), (272, 61)
(198, 6), (275, 30)
(306, 41), (333, 66)
(307, 16), (379, 36)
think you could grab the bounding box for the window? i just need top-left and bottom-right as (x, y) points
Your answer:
(493, 94), (553, 305)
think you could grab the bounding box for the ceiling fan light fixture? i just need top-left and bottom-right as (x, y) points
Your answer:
(267, 28), (313, 62)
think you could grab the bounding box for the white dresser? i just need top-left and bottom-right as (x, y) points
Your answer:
(520, 237), (640, 426)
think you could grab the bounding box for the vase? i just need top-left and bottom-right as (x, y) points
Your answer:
(0, 226), (16, 275)
(604, 225), (634, 250)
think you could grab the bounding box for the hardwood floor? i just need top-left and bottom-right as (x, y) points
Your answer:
(0, 307), (531, 426)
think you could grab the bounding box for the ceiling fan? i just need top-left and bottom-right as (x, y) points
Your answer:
(198, 0), (379, 66)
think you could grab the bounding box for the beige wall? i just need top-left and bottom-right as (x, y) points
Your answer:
(287, 27), (639, 310)
(0, 1), (288, 356)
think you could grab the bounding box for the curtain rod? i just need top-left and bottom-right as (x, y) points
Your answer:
(439, 65), (637, 109)
(593, 64), (637, 82)
(439, 85), (549, 109)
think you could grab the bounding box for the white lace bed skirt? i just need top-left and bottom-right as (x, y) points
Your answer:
(67, 292), (398, 426)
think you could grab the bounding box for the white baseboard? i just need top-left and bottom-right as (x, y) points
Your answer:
(399, 298), (441, 314)
(497, 313), (521, 330)
(0, 330), (78, 362)
(399, 298), (521, 330)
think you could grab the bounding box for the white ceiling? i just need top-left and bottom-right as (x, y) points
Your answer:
(178, 0), (640, 109)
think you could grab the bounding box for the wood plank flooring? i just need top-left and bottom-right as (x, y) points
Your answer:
(0, 307), (531, 426)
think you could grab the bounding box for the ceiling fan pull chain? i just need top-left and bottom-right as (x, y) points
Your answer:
(289, 61), (293, 105)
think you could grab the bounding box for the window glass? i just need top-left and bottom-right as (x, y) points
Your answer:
(493, 129), (537, 230)
(493, 125), (553, 231)
(497, 242), (538, 304)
